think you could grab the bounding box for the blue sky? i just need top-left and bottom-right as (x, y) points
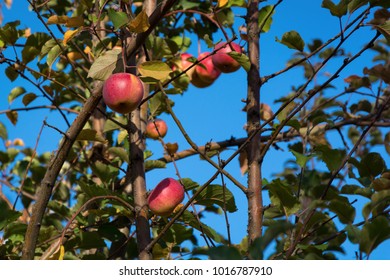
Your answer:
(1, 1), (389, 259)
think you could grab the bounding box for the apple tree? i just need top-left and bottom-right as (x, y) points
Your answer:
(0, 0), (390, 260)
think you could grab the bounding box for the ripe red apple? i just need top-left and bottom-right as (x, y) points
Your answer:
(148, 178), (185, 216)
(212, 41), (242, 73)
(102, 73), (144, 114)
(145, 119), (168, 139)
(191, 52), (221, 88)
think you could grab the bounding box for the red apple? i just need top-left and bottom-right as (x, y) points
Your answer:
(191, 52), (221, 88)
(102, 73), (144, 114)
(212, 41), (242, 73)
(145, 119), (168, 139)
(148, 178), (185, 216)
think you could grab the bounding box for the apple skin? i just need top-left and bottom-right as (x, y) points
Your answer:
(191, 52), (221, 87)
(212, 42), (242, 73)
(145, 119), (168, 139)
(148, 178), (185, 216)
(102, 73), (144, 114)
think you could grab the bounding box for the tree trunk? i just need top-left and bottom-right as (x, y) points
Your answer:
(246, 0), (263, 246)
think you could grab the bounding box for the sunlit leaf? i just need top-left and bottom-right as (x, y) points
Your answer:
(276, 30), (305, 52)
(87, 49), (123, 81)
(128, 10), (150, 33)
(47, 15), (68, 25)
(138, 61), (172, 81)
(76, 129), (106, 143)
(8, 86), (26, 104)
(227, 51), (250, 72)
(63, 28), (80, 45)
(0, 122), (8, 140)
(217, 0), (229, 8)
(108, 9), (129, 30)
(46, 44), (62, 69)
(258, 5), (275, 32)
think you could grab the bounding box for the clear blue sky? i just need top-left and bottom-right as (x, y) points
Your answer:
(1, 1), (389, 259)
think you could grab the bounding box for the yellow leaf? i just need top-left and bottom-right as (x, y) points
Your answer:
(63, 29), (80, 45)
(47, 15), (69, 25)
(66, 16), (84, 28)
(24, 28), (31, 38)
(128, 10), (150, 33)
(13, 138), (25, 147)
(217, 0), (229, 8)
(58, 245), (65, 260)
(5, 0), (13, 9)
(118, 130), (128, 144)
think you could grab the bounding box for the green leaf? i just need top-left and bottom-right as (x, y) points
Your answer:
(290, 150), (313, 168)
(79, 179), (112, 198)
(215, 8), (235, 27)
(374, 20), (390, 43)
(128, 10), (150, 33)
(341, 184), (373, 198)
(6, 111), (18, 125)
(5, 65), (19, 82)
(22, 93), (37, 106)
(77, 231), (107, 249)
(227, 52), (250, 72)
(145, 160), (166, 171)
(108, 8), (129, 30)
(0, 20), (20, 46)
(148, 91), (174, 117)
(348, 0), (369, 14)
(358, 152), (386, 178)
(207, 246), (242, 260)
(0, 122), (8, 140)
(359, 216), (390, 256)
(40, 38), (57, 60)
(87, 49), (123, 81)
(181, 178), (200, 191)
(46, 44), (62, 69)
(90, 161), (119, 185)
(258, 5), (275, 32)
(195, 184), (237, 213)
(276, 30), (305, 52)
(138, 61), (172, 81)
(345, 224), (361, 244)
(108, 147), (129, 163)
(249, 220), (293, 259)
(268, 179), (300, 216)
(0, 202), (22, 230)
(76, 129), (106, 143)
(22, 32), (51, 64)
(322, 0), (348, 17)
(328, 196), (356, 224)
(8, 86), (26, 104)
(385, 132), (390, 155)
(181, 211), (224, 243)
(315, 145), (346, 172)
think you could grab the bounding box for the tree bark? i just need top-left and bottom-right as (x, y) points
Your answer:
(246, 0), (263, 245)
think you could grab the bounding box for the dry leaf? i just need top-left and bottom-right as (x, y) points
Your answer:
(239, 150), (248, 175)
(166, 142), (179, 155)
(128, 10), (150, 33)
(63, 29), (79, 45)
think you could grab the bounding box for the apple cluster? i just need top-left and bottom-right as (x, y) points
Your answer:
(173, 41), (243, 88)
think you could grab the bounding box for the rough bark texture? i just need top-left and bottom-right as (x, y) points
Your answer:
(246, 0), (263, 245)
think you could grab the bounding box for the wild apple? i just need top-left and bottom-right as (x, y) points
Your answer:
(102, 72), (144, 114)
(191, 52), (221, 88)
(145, 119), (168, 139)
(212, 41), (242, 73)
(148, 178), (185, 216)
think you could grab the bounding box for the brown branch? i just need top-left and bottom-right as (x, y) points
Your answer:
(246, 0), (263, 245)
(0, 105), (79, 115)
